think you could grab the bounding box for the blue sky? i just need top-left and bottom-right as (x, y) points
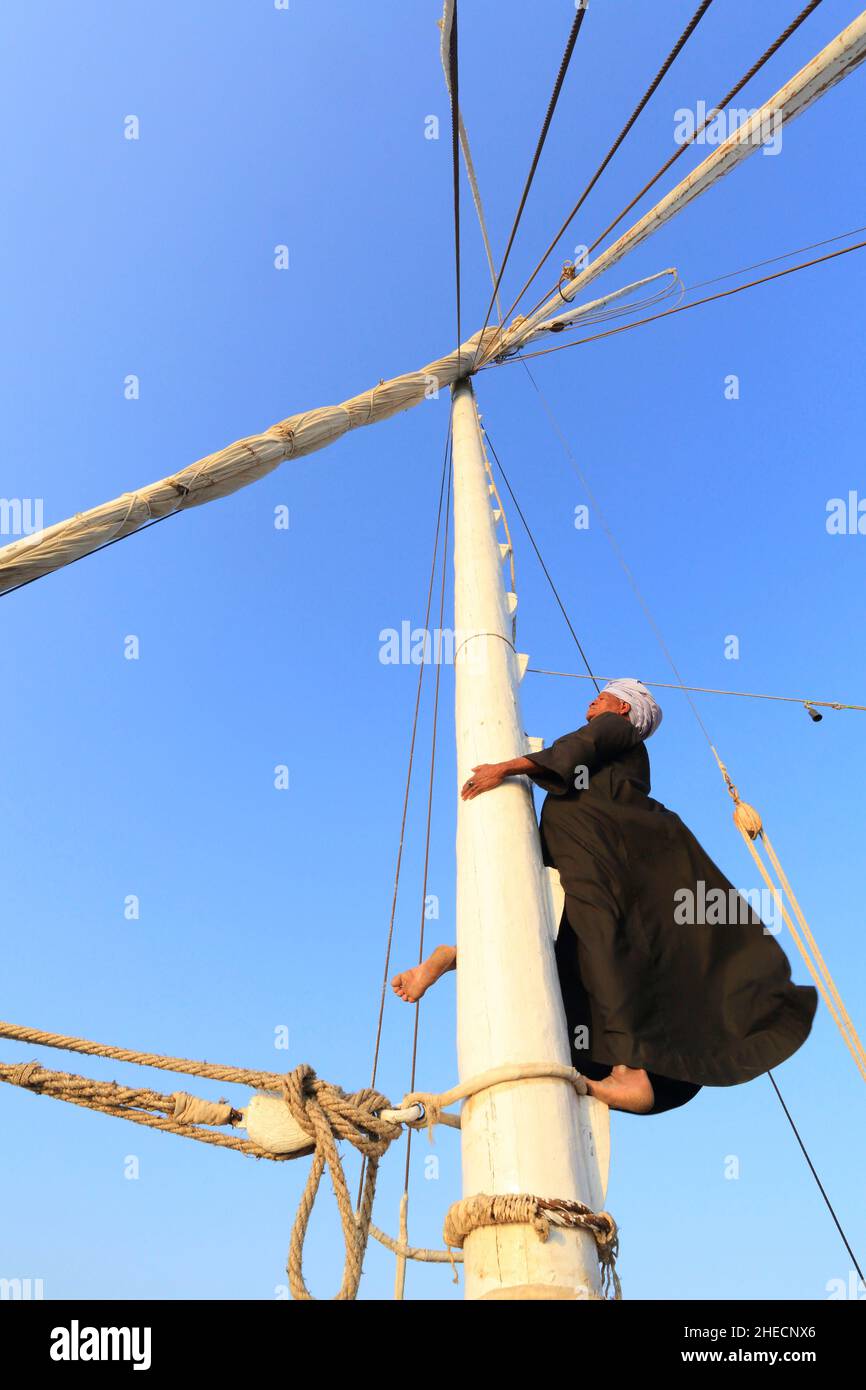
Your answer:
(1, 0), (865, 1301)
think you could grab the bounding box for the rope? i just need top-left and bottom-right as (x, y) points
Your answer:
(685, 222), (866, 294)
(402, 1060), (587, 1138)
(0, 1020), (595, 1293)
(438, 3), (502, 321)
(0, 1020), (284, 1086)
(526, 667), (866, 717)
(390, 420), (454, 1294)
(489, 240), (866, 368)
(0, 1059), (285, 1160)
(365, 410), (453, 1107)
(482, 428), (600, 693)
(766, 1071), (864, 1284)
(504, 0), (826, 343)
(492, 0), (716, 341)
(479, 1), (589, 336)
(447, 0), (462, 377)
(281, 1064), (401, 1300)
(711, 753), (866, 1089)
(443, 1194), (621, 1300)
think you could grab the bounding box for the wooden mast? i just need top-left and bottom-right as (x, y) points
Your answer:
(451, 378), (605, 1300)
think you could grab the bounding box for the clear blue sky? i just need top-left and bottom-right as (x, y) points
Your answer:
(2, 0), (864, 1301)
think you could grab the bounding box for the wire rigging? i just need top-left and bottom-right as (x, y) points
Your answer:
(492, 0), (717, 342)
(506, 0), (826, 343)
(358, 408), (453, 1206)
(448, 1), (462, 375)
(479, 2), (589, 336)
(482, 429), (600, 693)
(526, 668), (866, 718)
(488, 238), (866, 367)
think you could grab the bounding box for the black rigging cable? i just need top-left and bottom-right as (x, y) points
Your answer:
(487, 239), (866, 368)
(479, 1), (589, 336)
(502, 0), (826, 345)
(448, 1), (462, 375)
(768, 1071), (864, 1282)
(358, 405), (453, 1206)
(482, 428), (599, 693)
(491, 0), (717, 340)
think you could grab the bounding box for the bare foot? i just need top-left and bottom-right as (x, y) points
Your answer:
(584, 1064), (655, 1115)
(392, 945), (456, 1003)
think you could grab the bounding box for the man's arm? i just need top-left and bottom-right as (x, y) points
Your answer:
(461, 756), (536, 800)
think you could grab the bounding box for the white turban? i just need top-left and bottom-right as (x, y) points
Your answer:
(601, 677), (663, 740)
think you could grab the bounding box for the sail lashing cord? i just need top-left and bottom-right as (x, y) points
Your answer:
(443, 1194), (622, 1301)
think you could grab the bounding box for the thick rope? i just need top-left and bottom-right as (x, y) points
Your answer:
(444, 1193), (621, 1300)
(0, 1024), (598, 1291)
(402, 1060), (587, 1138)
(711, 752), (866, 1087)
(280, 1064), (402, 1300)
(0, 1059), (282, 1159)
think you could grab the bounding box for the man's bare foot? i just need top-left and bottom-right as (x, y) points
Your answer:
(584, 1064), (655, 1115)
(392, 945), (457, 1003)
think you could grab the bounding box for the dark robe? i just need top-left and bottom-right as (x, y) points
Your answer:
(525, 712), (818, 1117)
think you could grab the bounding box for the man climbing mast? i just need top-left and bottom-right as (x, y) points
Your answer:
(393, 678), (817, 1116)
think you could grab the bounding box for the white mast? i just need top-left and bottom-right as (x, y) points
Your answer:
(451, 378), (605, 1300)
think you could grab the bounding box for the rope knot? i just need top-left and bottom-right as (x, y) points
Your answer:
(281, 1064), (400, 1300)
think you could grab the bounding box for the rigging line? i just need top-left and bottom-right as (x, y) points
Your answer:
(685, 222), (866, 294)
(509, 0), (825, 340)
(487, 239), (866, 368)
(0, 510), (181, 601)
(478, 1), (589, 337)
(767, 1070), (864, 1282)
(448, 0), (462, 377)
(357, 412), (453, 1211)
(526, 669), (866, 715)
(482, 427), (600, 693)
(366, 411), (453, 1099)
(402, 439), (454, 1202)
(491, 0), (716, 344)
(520, 359), (715, 744)
(439, 2), (503, 322)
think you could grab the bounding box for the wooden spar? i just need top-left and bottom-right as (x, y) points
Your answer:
(500, 8), (866, 357)
(451, 379), (607, 1300)
(4, 12), (866, 600)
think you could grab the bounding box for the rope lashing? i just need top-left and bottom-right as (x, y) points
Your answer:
(280, 1064), (403, 1301)
(0, 1022), (599, 1296)
(402, 1060), (588, 1139)
(443, 1194), (622, 1300)
(0, 1059), (268, 1157)
(711, 749), (866, 1087)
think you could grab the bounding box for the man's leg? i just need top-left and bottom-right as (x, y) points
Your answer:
(391, 944), (456, 1002)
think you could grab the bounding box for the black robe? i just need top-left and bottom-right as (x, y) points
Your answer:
(526, 712), (817, 1116)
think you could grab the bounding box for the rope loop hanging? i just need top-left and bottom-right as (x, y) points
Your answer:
(280, 1064), (402, 1301)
